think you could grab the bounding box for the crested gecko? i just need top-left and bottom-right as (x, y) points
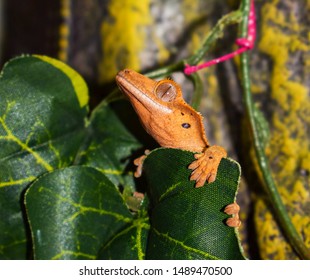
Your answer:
(116, 69), (240, 227)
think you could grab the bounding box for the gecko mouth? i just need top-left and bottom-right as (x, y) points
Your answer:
(116, 73), (172, 114)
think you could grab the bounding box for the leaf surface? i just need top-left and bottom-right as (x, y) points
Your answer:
(0, 56), (88, 259)
(76, 99), (150, 187)
(25, 166), (148, 259)
(143, 148), (245, 260)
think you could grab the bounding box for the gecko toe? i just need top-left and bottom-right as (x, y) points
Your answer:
(194, 153), (204, 159)
(224, 203), (241, 227)
(226, 217), (241, 228)
(188, 160), (200, 170)
(190, 169), (202, 181)
(224, 203), (240, 215)
(207, 172), (216, 183)
(134, 167), (142, 178)
(133, 153), (148, 178)
(195, 176), (207, 188)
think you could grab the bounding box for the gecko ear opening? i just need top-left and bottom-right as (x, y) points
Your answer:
(154, 81), (178, 102)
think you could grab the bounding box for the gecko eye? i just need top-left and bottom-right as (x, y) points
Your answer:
(182, 123), (191, 128)
(155, 82), (177, 102)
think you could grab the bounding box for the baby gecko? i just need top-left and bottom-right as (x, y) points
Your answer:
(116, 69), (240, 227)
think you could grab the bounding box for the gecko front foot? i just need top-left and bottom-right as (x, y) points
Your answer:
(224, 202), (241, 227)
(188, 145), (227, 188)
(133, 150), (150, 177)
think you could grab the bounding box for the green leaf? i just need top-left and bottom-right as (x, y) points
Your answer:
(0, 55), (149, 259)
(25, 166), (140, 259)
(143, 148), (245, 260)
(0, 55), (88, 259)
(98, 198), (150, 260)
(76, 99), (148, 187)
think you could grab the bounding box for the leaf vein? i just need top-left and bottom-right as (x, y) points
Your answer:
(0, 176), (36, 188)
(0, 112), (53, 171)
(153, 227), (220, 260)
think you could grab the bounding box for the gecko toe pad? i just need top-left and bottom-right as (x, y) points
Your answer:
(224, 202), (241, 227)
(188, 145), (227, 188)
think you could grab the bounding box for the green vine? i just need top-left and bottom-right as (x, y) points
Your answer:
(239, 0), (310, 260)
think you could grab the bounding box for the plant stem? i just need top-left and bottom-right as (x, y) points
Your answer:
(187, 10), (242, 66)
(146, 61), (184, 79)
(239, 0), (310, 260)
(188, 72), (203, 110)
(145, 8), (243, 80)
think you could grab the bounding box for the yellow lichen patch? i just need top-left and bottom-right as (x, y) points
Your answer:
(255, 199), (296, 259)
(291, 180), (309, 205)
(279, 180), (309, 209)
(207, 73), (217, 89)
(255, 0), (310, 259)
(182, 0), (204, 50)
(191, 33), (204, 52)
(291, 215), (310, 248)
(99, 0), (152, 83)
(151, 34), (170, 65)
(267, 115), (309, 184)
(258, 0), (309, 178)
(250, 83), (264, 94)
(301, 153), (310, 173)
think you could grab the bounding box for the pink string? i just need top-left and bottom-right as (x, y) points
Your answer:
(184, 0), (256, 75)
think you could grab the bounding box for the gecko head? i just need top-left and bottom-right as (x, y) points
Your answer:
(116, 69), (182, 114)
(116, 69), (208, 152)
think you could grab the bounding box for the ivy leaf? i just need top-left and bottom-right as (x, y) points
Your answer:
(0, 56), (88, 259)
(0, 55), (149, 260)
(25, 166), (148, 260)
(97, 198), (150, 260)
(143, 148), (245, 260)
(76, 99), (150, 187)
